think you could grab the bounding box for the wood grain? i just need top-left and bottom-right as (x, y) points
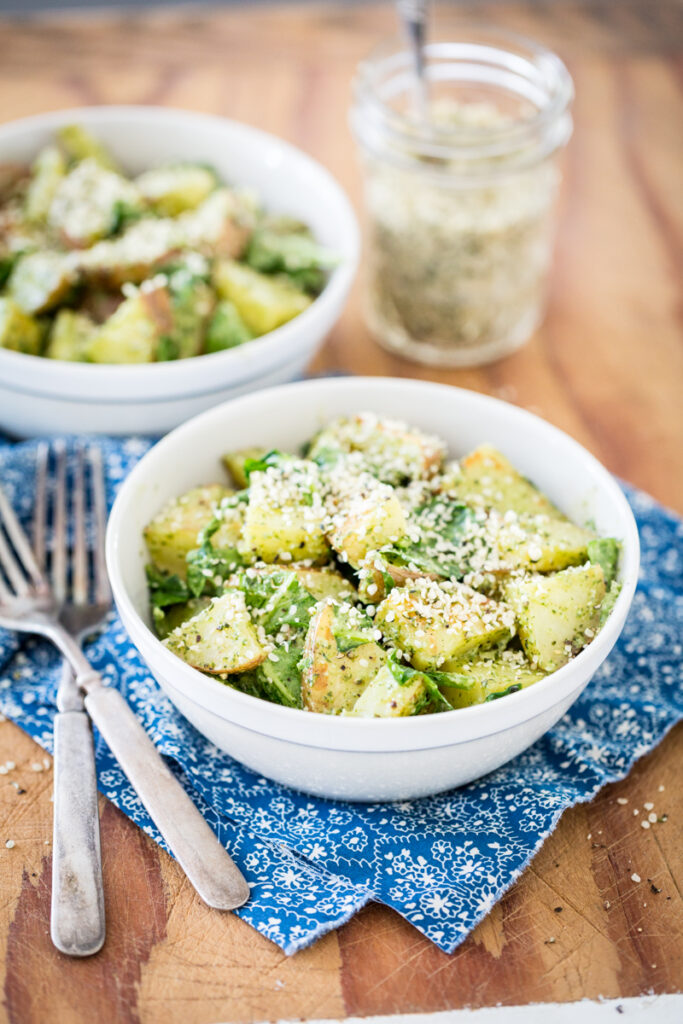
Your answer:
(0, 2), (681, 1021)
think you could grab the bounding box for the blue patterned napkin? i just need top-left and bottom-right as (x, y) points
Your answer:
(0, 436), (681, 955)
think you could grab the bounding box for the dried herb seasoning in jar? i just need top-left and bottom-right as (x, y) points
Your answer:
(351, 29), (574, 367)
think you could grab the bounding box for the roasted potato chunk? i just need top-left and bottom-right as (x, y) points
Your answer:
(136, 164), (217, 216)
(376, 578), (514, 671)
(351, 664), (428, 718)
(165, 589), (266, 675)
(503, 564), (606, 672)
(442, 445), (567, 521)
(243, 460), (330, 564)
(302, 601), (385, 714)
(0, 296), (45, 355)
(86, 283), (173, 364)
(325, 471), (407, 568)
(213, 258), (311, 335)
(144, 484), (233, 577)
(309, 413), (446, 485)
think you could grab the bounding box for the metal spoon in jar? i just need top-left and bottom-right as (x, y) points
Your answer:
(397, 0), (430, 120)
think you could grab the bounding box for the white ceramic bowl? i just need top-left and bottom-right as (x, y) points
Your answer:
(106, 377), (639, 802)
(0, 106), (359, 438)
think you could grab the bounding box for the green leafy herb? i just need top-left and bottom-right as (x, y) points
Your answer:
(242, 449), (287, 479)
(246, 229), (337, 295)
(156, 334), (180, 361)
(484, 683), (522, 702)
(145, 564), (190, 608)
(205, 300), (253, 352)
(383, 501), (474, 580)
(386, 653), (454, 712)
(185, 539), (244, 598)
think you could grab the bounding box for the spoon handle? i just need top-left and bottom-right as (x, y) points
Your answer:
(397, 0), (429, 117)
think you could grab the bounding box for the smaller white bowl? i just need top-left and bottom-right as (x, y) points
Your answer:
(0, 107), (359, 438)
(106, 378), (640, 802)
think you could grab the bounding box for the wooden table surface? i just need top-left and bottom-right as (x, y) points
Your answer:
(0, 3), (682, 1022)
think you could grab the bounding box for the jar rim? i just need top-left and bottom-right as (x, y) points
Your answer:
(351, 25), (574, 176)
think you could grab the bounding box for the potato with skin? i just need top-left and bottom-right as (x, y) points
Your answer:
(45, 309), (94, 361)
(302, 602), (385, 714)
(144, 483), (232, 577)
(0, 297), (45, 355)
(308, 413), (446, 485)
(503, 564), (606, 672)
(164, 589), (266, 675)
(86, 284), (173, 363)
(8, 251), (75, 315)
(351, 665), (428, 718)
(57, 124), (120, 171)
(376, 578), (514, 671)
(326, 472), (407, 569)
(440, 648), (546, 708)
(48, 159), (142, 248)
(213, 258), (311, 335)
(221, 447), (268, 489)
(243, 461), (330, 565)
(24, 145), (66, 224)
(358, 551), (439, 605)
(442, 445), (567, 520)
(136, 164), (217, 216)
(492, 516), (595, 574)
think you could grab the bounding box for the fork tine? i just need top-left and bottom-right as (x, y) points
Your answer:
(52, 441), (67, 603)
(0, 487), (43, 591)
(0, 521), (30, 595)
(72, 446), (88, 606)
(89, 447), (111, 604)
(33, 442), (49, 573)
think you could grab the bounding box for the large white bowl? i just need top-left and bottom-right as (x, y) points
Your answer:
(106, 377), (640, 802)
(0, 106), (359, 438)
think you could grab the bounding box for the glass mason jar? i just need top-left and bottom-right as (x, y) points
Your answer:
(350, 28), (574, 367)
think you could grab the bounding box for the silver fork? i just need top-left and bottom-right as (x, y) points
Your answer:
(0, 462), (250, 932)
(34, 441), (109, 956)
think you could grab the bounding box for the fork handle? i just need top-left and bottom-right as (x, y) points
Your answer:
(83, 684), (250, 911)
(51, 709), (106, 956)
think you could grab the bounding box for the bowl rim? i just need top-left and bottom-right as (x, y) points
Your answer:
(106, 376), (640, 753)
(0, 105), (359, 399)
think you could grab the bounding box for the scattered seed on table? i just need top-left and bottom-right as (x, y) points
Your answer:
(631, 873), (641, 883)
(5, 839), (15, 849)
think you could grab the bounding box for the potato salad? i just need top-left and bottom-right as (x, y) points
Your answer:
(144, 413), (622, 717)
(0, 124), (334, 362)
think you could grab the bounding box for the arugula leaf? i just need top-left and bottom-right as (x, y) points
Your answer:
(332, 602), (377, 653)
(242, 449), (288, 479)
(156, 334), (180, 361)
(185, 542), (244, 598)
(382, 500), (475, 580)
(145, 564), (190, 609)
(246, 229), (337, 295)
(235, 569), (316, 635)
(386, 653), (454, 712)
